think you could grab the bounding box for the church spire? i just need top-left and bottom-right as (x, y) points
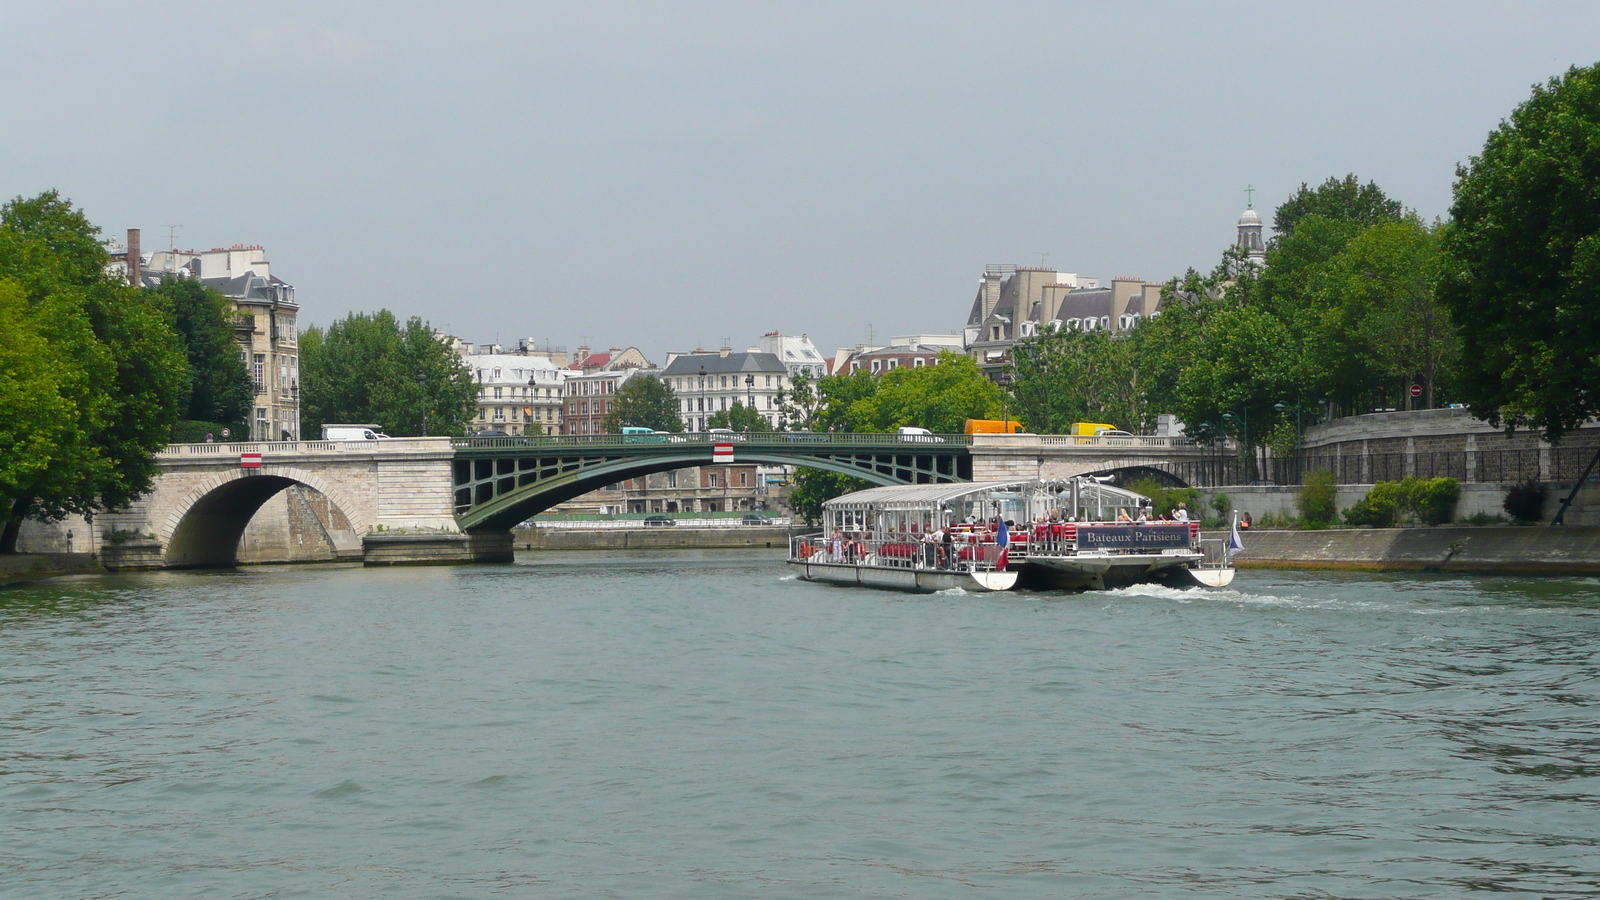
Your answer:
(1236, 186), (1266, 267)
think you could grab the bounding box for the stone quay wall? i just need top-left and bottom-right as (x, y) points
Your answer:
(1220, 526), (1600, 575)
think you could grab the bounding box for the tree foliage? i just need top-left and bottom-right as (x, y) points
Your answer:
(1439, 63), (1600, 442)
(299, 311), (477, 437)
(601, 375), (682, 433)
(786, 467), (871, 525)
(0, 191), (186, 549)
(706, 401), (772, 432)
(1272, 173), (1406, 239)
(1010, 328), (1140, 433)
(809, 353), (999, 433)
(147, 277), (252, 429)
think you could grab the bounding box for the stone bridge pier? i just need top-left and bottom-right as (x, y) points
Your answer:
(98, 438), (510, 570)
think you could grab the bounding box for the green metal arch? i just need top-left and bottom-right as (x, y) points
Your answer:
(456, 450), (921, 533)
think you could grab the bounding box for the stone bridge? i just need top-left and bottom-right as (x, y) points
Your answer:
(96, 432), (1207, 569)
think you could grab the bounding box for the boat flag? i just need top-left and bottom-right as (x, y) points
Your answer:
(713, 442), (733, 463)
(1228, 510), (1244, 560)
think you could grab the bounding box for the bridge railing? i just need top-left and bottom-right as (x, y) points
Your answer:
(451, 433), (973, 449)
(158, 438), (450, 456)
(1034, 434), (1196, 448)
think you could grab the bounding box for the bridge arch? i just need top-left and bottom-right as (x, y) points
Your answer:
(160, 465), (367, 568)
(455, 449), (956, 533)
(1087, 464), (1194, 489)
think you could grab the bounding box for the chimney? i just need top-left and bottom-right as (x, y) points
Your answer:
(126, 228), (141, 286)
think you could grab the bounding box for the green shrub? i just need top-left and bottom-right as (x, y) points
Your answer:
(1343, 476), (1460, 528)
(1210, 493), (1231, 518)
(1410, 476), (1460, 526)
(1297, 469), (1338, 526)
(1124, 478), (1199, 519)
(1502, 480), (1546, 523)
(1462, 512), (1508, 526)
(171, 419), (245, 444)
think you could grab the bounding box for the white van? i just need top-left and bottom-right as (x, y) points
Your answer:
(322, 424), (390, 441)
(896, 426), (944, 443)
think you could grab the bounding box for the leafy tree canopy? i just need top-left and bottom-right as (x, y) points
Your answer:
(1272, 174), (1406, 239)
(1439, 63), (1600, 441)
(147, 277), (252, 429)
(786, 467), (872, 526)
(0, 191), (185, 549)
(819, 353), (1000, 433)
(601, 375), (682, 433)
(1009, 328), (1140, 433)
(706, 401), (772, 432)
(299, 310), (478, 437)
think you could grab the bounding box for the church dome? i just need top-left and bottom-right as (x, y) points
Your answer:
(1238, 208), (1262, 227)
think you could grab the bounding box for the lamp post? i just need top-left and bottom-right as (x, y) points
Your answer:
(698, 365), (707, 433)
(416, 372), (428, 437)
(529, 371), (540, 436)
(1275, 400), (1302, 483)
(745, 373), (756, 432)
(997, 371), (1014, 433)
(290, 381), (299, 442)
(1222, 407), (1249, 482)
(1363, 271), (1438, 410)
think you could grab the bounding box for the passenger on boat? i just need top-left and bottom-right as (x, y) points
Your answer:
(1116, 509), (1133, 523)
(1174, 503), (1190, 523)
(830, 530), (844, 562)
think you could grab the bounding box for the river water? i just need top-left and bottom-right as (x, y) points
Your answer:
(3, 551), (1599, 898)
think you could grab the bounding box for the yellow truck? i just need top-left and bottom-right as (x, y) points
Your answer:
(1070, 422), (1120, 436)
(964, 418), (1027, 435)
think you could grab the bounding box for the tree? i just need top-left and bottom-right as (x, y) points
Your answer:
(1009, 328), (1141, 433)
(1438, 63), (1600, 442)
(775, 369), (823, 431)
(0, 191), (186, 550)
(706, 401), (772, 432)
(831, 352), (1001, 433)
(601, 375), (682, 433)
(147, 277), (252, 431)
(812, 370), (879, 433)
(1272, 174), (1405, 239)
(786, 467), (871, 526)
(299, 310), (478, 437)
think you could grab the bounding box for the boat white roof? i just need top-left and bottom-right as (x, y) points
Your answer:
(823, 481), (1032, 509)
(823, 479), (1153, 510)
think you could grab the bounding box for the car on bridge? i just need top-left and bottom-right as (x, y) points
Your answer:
(742, 513), (774, 525)
(782, 431), (829, 442)
(707, 428), (746, 442)
(643, 515), (677, 526)
(897, 426), (946, 443)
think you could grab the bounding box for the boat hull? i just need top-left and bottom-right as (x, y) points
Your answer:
(1019, 552), (1205, 592)
(792, 560), (1018, 593)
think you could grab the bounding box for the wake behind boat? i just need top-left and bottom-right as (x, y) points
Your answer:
(787, 478), (1236, 594)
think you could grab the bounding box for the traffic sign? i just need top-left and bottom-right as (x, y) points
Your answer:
(240, 452), (262, 468)
(221, 427), (231, 439)
(1410, 384), (1422, 398)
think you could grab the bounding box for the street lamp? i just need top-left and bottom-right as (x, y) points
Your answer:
(416, 372), (428, 437)
(997, 371), (1014, 433)
(1222, 407), (1249, 481)
(1363, 271), (1438, 410)
(745, 373), (756, 432)
(698, 365), (707, 434)
(528, 371), (541, 436)
(1275, 400), (1303, 483)
(290, 381), (299, 442)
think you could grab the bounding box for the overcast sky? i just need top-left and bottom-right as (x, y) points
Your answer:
(4, 2), (1597, 361)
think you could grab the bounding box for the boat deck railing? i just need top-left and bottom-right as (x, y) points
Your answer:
(790, 532), (1010, 574)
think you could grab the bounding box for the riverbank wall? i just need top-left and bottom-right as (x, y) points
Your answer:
(1225, 526), (1600, 574)
(0, 552), (105, 585)
(514, 526), (794, 551)
(1207, 481), (1600, 525)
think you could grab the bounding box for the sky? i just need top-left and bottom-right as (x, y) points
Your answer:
(4, 2), (1597, 362)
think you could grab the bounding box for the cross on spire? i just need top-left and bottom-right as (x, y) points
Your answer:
(1244, 184), (1255, 208)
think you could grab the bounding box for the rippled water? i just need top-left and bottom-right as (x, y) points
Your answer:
(3, 551), (1599, 898)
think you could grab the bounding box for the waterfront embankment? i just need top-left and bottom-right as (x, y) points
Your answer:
(1225, 525), (1600, 574)
(0, 552), (104, 585)
(514, 525), (794, 551)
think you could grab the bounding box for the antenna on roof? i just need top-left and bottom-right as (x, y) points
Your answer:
(867, 322), (874, 344)
(165, 224), (182, 251)
(1039, 251), (1050, 267)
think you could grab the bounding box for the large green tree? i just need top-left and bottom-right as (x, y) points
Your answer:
(0, 191), (186, 550)
(147, 277), (252, 430)
(1009, 328), (1141, 433)
(786, 467), (871, 526)
(299, 310), (478, 437)
(706, 401), (772, 432)
(1439, 63), (1600, 442)
(821, 352), (1000, 433)
(601, 374), (682, 433)
(1272, 174), (1406, 239)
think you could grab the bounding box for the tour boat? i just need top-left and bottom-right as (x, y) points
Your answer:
(788, 478), (1236, 593)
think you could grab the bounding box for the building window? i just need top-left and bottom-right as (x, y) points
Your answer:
(871, 360), (881, 374)
(709, 472), (718, 487)
(253, 354), (266, 391)
(914, 357), (926, 367)
(667, 471), (678, 488)
(494, 387), (503, 399)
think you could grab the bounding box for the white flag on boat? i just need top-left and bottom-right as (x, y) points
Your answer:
(1228, 510), (1244, 559)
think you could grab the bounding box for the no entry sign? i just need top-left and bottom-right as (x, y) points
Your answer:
(240, 452), (262, 468)
(713, 442), (733, 463)
(1410, 384), (1423, 398)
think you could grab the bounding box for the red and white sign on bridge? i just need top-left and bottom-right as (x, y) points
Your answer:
(713, 442), (734, 463)
(239, 452), (262, 468)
